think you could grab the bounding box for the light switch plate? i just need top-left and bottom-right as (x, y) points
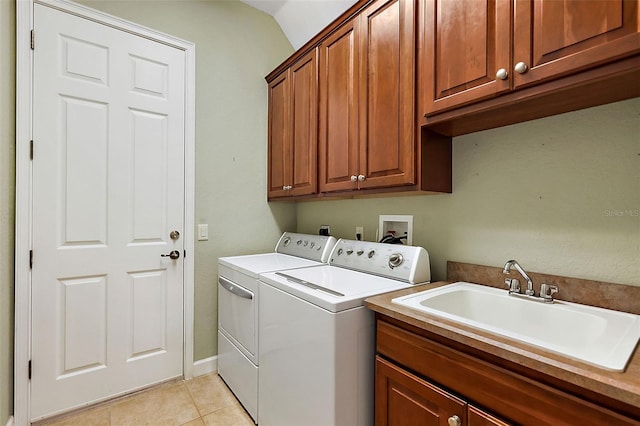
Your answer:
(197, 224), (208, 241)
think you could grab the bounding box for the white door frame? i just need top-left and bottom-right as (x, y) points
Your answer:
(15, 1), (196, 424)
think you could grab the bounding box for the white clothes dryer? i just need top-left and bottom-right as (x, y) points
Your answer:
(217, 232), (337, 423)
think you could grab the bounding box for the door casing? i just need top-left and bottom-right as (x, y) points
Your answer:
(14, 1), (196, 424)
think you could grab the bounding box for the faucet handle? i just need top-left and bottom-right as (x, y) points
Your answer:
(540, 283), (559, 302)
(505, 278), (520, 294)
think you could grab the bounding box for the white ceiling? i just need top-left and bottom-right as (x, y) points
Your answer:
(240, 0), (357, 49)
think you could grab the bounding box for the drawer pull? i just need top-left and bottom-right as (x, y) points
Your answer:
(448, 415), (461, 426)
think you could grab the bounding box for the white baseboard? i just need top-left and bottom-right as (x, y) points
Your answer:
(5, 415), (14, 426)
(192, 355), (217, 377)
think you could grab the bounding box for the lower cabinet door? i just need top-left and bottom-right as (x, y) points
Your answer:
(468, 405), (511, 426)
(375, 356), (466, 426)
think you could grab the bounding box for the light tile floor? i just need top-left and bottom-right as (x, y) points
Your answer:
(35, 373), (254, 426)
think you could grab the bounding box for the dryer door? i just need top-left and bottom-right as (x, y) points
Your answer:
(218, 276), (256, 359)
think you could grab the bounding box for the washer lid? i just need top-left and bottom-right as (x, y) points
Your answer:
(259, 265), (413, 312)
(219, 253), (322, 278)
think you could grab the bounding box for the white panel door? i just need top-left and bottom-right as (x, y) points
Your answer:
(31, 3), (185, 420)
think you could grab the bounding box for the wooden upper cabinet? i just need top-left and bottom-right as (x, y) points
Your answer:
(513, 0), (640, 88)
(267, 49), (318, 199)
(423, 0), (512, 115)
(422, 0), (640, 116)
(358, 0), (416, 189)
(289, 51), (318, 197)
(319, 0), (416, 193)
(267, 71), (290, 199)
(319, 20), (359, 193)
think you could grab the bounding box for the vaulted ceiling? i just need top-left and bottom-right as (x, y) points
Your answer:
(240, 0), (357, 49)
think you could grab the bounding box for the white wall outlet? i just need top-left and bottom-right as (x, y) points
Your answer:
(197, 224), (208, 241)
(355, 226), (364, 240)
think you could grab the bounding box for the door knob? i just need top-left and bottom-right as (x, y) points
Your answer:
(170, 230), (180, 240)
(161, 250), (180, 260)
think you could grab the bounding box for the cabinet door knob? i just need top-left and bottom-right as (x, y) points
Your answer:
(514, 61), (528, 74)
(350, 175), (358, 182)
(357, 174), (366, 182)
(448, 415), (461, 426)
(496, 68), (508, 80)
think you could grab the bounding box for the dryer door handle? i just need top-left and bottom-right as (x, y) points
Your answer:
(219, 277), (253, 300)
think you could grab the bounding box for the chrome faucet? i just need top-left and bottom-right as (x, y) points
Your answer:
(502, 259), (559, 303)
(502, 259), (535, 296)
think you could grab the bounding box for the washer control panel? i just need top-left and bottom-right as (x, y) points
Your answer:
(275, 232), (338, 263)
(328, 239), (430, 284)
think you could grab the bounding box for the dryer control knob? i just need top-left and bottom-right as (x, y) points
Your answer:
(368, 250), (375, 259)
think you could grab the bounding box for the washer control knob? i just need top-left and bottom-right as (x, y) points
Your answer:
(303, 240), (309, 247)
(296, 239), (302, 245)
(283, 237), (291, 246)
(337, 248), (344, 256)
(356, 250), (364, 256)
(368, 250), (375, 259)
(388, 253), (404, 268)
(346, 249), (354, 255)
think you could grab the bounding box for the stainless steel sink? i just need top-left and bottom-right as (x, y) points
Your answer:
(392, 282), (640, 371)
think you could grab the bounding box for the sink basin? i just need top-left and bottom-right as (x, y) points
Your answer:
(392, 282), (640, 371)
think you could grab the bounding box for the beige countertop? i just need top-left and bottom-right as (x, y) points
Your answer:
(365, 281), (640, 412)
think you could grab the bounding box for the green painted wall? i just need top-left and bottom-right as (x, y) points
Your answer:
(297, 98), (640, 286)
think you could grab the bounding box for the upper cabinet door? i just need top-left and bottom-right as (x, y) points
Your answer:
(513, 0), (640, 89)
(267, 50), (318, 200)
(289, 49), (318, 197)
(358, 0), (416, 189)
(422, 0), (512, 115)
(267, 71), (291, 199)
(319, 20), (360, 193)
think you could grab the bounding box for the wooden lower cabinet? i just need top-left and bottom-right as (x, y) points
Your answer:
(375, 318), (640, 425)
(376, 356), (509, 426)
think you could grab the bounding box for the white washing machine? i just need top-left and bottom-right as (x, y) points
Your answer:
(258, 238), (431, 426)
(217, 232), (337, 423)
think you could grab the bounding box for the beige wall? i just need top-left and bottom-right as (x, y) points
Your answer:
(298, 98), (640, 286)
(1, 1), (295, 421)
(0, 0), (16, 422)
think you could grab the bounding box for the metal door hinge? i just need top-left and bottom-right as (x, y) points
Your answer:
(183, 250), (186, 259)
(30, 140), (34, 160)
(30, 30), (34, 50)
(29, 250), (33, 269)
(28, 360), (32, 380)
